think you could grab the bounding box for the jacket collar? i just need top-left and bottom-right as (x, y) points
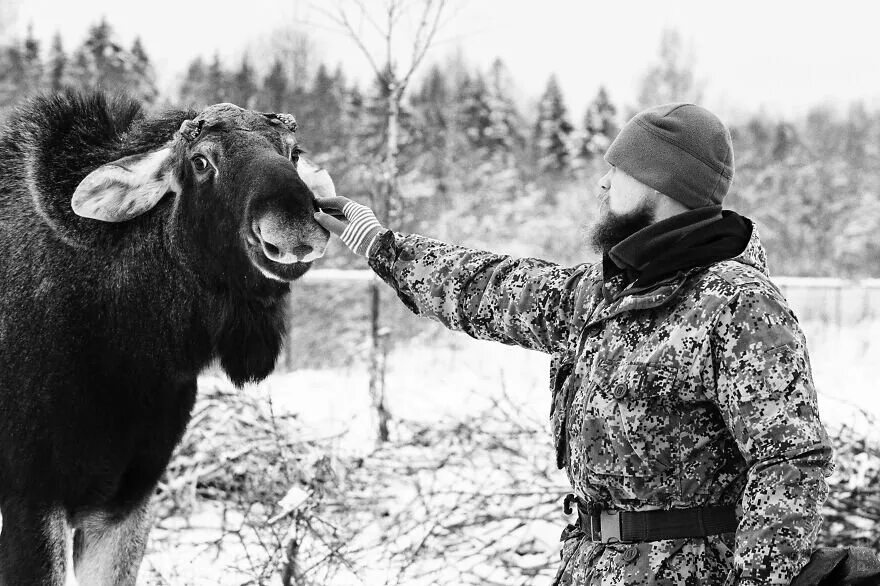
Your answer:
(590, 217), (769, 325)
(608, 205), (723, 276)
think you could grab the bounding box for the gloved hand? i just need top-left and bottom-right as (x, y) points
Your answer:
(313, 196), (385, 257)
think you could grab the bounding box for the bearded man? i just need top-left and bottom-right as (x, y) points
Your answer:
(314, 103), (833, 585)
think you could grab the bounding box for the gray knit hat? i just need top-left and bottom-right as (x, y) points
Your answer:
(604, 103), (734, 209)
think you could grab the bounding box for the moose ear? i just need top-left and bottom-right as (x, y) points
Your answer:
(71, 147), (176, 222)
(297, 156), (336, 198)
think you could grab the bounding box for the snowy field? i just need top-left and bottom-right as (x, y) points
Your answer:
(140, 308), (880, 585)
(223, 304), (880, 458)
(225, 317), (880, 456)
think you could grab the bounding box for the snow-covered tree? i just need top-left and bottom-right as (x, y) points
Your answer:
(533, 74), (574, 174)
(179, 56), (207, 105)
(21, 25), (41, 95)
(485, 58), (524, 164)
(261, 58), (287, 110)
(64, 19), (156, 102)
(458, 71), (493, 152)
(0, 42), (26, 104)
(128, 37), (157, 103)
(68, 19), (127, 89)
(579, 86), (617, 159)
(205, 54), (228, 103)
(46, 33), (66, 92)
(230, 55), (258, 108)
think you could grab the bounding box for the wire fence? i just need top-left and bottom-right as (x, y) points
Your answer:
(302, 270), (880, 327)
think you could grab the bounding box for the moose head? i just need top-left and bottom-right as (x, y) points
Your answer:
(70, 103), (330, 285)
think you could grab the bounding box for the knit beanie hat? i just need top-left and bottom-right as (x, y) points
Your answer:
(604, 103), (734, 209)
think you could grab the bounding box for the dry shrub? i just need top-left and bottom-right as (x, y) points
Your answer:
(818, 411), (880, 549)
(147, 379), (879, 585)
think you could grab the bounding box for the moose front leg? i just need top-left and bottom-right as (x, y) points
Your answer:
(0, 499), (72, 586)
(72, 497), (153, 586)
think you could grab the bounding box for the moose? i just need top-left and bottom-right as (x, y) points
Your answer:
(0, 91), (330, 585)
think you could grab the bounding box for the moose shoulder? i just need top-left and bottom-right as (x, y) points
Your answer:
(0, 91), (329, 585)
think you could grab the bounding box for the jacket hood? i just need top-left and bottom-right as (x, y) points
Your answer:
(727, 215), (769, 276)
(623, 210), (762, 289)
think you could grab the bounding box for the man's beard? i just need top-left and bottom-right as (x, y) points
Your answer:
(588, 198), (656, 256)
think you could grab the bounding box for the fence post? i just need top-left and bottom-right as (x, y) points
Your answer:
(368, 278), (391, 443)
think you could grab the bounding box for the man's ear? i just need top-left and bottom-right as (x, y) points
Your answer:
(71, 146), (177, 222)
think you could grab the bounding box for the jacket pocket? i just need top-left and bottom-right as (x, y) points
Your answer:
(551, 360), (575, 469)
(581, 363), (680, 478)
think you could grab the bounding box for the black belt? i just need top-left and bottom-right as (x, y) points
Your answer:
(562, 494), (738, 543)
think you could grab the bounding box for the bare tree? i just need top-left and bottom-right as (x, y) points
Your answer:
(321, 0), (450, 445)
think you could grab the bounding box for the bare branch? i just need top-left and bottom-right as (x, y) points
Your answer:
(386, 1), (395, 84)
(352, 0), (388, 39)
(320, 3), (386, 81)
(400, 0), (447, 92)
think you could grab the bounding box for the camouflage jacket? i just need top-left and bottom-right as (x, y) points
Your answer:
(367, 223), (832, 585)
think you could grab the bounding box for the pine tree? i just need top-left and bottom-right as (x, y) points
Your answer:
(484, 58), (524, 164)
(580, 86), (618, 159)
(0, 43), (26, 104)
(86, 19), (126, 88)
(458, 71), (493, 152)
(359, 69), (395, 159)
(408, 64), (453, 191)
(205, 54), (227, 103)
(533, 74), (574, 174)
(342, 84), (366, 157)
(261, 58), (287, 111)
(68, 19), (128, 91)
(179, 56), (207, 106)
(129, 37), (158, 103)
(22, 24), (42, 94)
(231, 55), (257, 108)
(772, 122), (796, 162)
(67, 49), (92, 91)
(305, 63), (344, 153)
(47, 33), (66, 92)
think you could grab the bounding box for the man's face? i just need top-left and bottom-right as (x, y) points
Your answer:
(588, 166), (658, 255)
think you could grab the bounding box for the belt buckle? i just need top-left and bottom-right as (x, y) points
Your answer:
(599, 510), (622, 543)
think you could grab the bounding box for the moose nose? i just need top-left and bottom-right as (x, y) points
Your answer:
(260, 234), (312, 264)
(291, 244), (313, 257)
(254, 213), (321, 264)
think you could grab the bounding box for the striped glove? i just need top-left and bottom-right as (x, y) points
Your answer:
(314, 196), (386, 257)
(340, 201), (384, 256)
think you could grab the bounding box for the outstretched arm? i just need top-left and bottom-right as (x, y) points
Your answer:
(314, 196), (598, 354)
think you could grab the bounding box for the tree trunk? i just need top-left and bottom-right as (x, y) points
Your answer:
(367, 81), (400, 444)
(368, 278), (390, 443)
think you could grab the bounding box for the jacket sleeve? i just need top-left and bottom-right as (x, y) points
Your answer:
(366, 229), (597, 354)
(708, 285), (833, 585)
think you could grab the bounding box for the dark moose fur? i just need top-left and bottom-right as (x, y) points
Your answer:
(0, 91), (320, 583)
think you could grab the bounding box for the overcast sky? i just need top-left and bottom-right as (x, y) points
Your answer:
(9, 0), (880, 120)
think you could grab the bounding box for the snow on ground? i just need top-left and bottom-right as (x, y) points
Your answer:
(258, 318), (879, 455)
(804, 319), (880, 436)
(260, 334), (552, 456)
(140, 315), (879, 585)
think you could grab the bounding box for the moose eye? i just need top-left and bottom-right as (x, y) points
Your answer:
(191, 155), (210, 173)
